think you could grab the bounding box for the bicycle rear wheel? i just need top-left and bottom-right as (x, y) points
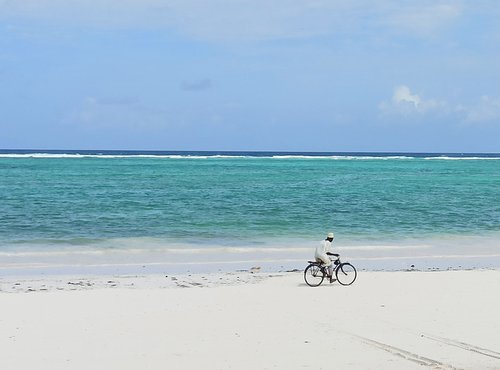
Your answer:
(335, 263), (357, 286)
(304, 264), (325, 287)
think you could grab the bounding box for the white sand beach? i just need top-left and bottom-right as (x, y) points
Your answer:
(1, 269), (499, 370)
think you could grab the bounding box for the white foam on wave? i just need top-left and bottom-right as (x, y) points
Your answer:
(0, 153), (88, 158)
(159, 155), (250, 159)
(2, 153), (498, 160)
(272, 155), (414, 160)
(0, 154), (242, 159)
(353, 253), (500, 260)
(8, 153), (496, 160)
(0, 153), (147, 159)
(0, 246), (312, 258)
(424, 156), (500, 160)
(0, 153), (252, 159)
(338, 244), (432, 251)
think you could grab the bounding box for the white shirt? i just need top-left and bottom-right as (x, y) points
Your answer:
(315, 239), (332, 259)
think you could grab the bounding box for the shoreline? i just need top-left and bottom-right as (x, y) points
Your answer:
(2, 236), (500, 277)
(1, 252), (500, 279)
(1, 266), (499, 294)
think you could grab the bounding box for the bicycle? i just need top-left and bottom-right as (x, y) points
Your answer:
(304, 253), (357, 287)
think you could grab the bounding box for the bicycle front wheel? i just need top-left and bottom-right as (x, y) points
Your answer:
(304, 264), (325, 287)
(335, 263), (357, 286)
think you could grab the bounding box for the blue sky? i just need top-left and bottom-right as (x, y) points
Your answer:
(1, 1), (499, 152)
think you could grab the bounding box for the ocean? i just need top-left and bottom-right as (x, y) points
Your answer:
(1, 150), (499, 274)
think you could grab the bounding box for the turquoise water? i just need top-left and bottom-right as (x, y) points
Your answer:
(1, 152), (499, 256)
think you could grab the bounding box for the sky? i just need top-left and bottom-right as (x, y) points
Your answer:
(1, 0), (500, 152)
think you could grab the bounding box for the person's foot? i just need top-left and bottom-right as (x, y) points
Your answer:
(330, 277), (337, 283)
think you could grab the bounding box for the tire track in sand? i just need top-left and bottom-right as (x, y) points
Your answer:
(353, 335), (463, 369)
(421, 334), (500, 361)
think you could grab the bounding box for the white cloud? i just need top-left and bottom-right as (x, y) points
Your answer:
(380, 86), (500, 125)
(458, 96), (500, 123)
(381, 2), (463, 37)
(393, 85), (421, 107)
(379, 85), (445, 115)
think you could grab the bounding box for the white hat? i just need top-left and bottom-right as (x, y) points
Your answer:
(327, 232), (334, 239)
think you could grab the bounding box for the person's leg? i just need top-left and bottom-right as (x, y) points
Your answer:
(328, 264), (334, 277)
(317, 254), (335, 282)
(317, 254), (332, 275)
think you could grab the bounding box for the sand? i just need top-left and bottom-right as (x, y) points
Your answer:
(1, 270), (500, 370)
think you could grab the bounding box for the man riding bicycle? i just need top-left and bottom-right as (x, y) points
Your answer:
(305, 234), (356, 287)
(314, 232), (338, 283)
